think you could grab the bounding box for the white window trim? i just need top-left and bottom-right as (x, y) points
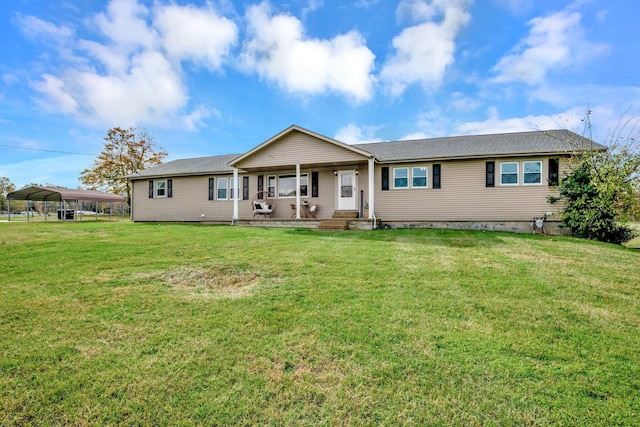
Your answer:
(217, 177), (228, 200)
(155, 179), (167, 198)
(393, 167), (409, 189)
(500, 162), (519, 186)
(523, 161), (543, 186)
(411, 166), (429, 189)
(267, 175), (276, 198)
(275, 173), (308, 198)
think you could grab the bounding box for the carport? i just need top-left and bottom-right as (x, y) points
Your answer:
(6, 186), (127, 222)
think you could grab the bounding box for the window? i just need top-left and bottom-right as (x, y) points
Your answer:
(257, 175), (264, 196)
(229, 176), (235, 199)
(500, 162), (518, 185)
(277, 174), (308, 198)
(217, 177), (228, 200)
(341, 173), (353, 198)
(393, 167), (409, 188)
(548, 158), (559, 186)
(486, 161), (495, 187)
(412, 166), (428, 188)
(433, 164), (441, 189)
(523, 161), (542, 185)
(267, 176), (276, 198)
(156, 180), (167, 197)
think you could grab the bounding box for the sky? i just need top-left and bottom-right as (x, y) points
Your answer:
(1, 0), (639, 189)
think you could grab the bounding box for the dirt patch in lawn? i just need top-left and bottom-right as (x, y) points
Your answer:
(164, 265), (265, 299)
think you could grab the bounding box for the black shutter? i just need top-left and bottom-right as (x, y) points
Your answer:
(167, 179), (173, 198)
(433, 164), (441, 189)
(208, 178), (214, 200)
(486, 161), (495, 187)
(548, 158), (559, 186)
(311, 171), (319, 197)
(148, 180), (154, 198)
(257, 175), (264, 197)
(243, 176), (249, 200)
(381, 167), (389, 191)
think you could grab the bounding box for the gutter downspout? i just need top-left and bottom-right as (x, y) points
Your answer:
(232, 168), (239, 225)
(368, 157), (375, 228)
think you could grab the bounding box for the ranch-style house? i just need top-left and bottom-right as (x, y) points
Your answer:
(128, 125), (604, 233)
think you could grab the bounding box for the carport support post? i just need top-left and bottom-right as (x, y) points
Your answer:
(368, 158), (375, 220)
(232, 168), (239, 223)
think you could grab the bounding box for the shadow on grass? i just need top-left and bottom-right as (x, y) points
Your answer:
(282, 226), (510, 248)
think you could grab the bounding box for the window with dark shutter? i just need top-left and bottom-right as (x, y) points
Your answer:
(311, 171), (319, 197)
(257, 175), (264, 197)
(381, 167), (389, 191)
(548, 158), (559, 186)
(243, 176), (249, 200)
(486, 161), (495, 187)
(433, 164), (441, 189)
(208, 178), (214, 200)
(148, 180), (154, 198)
(167, 179), (173, 198)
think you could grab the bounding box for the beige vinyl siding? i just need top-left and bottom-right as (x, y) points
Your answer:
(373, 157), (565, 221)
(133, 169), (346, 221)
(132, 176), (234, 222)
(236, 130), (367, 169)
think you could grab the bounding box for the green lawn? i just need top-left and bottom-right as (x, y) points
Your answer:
(1, 222), (639, 426)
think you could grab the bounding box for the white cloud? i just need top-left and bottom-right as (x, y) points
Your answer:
(93, 0), (157, 51)
(182, 106), (219, 131)
(334, 124), (383, 144)
(15, 14), (74, 42)
(24, 0), (241, 130)
(455, 106), (581, 135)
(239, 2), (376, 102)
(155, 3), (238, 70)
(380, 0), (472, 96)
(31, 74), (79, 114)
(492, 10), (608, 85)
(75, 51), (187, 126)
(401, 132), (428, 140)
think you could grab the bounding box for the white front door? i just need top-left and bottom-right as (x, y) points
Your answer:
(337, 170), (357, 210)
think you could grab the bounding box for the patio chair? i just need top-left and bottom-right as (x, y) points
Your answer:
(252, 191), (274, 218)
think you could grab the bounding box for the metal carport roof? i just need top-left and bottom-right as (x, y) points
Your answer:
(7, 186), (125, 202)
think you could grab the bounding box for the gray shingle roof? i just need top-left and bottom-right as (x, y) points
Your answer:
(129, 154), (241, 179)
(130, 129), (606, 179)
(353, 130), (606, 162)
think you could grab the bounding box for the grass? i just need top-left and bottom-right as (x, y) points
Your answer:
(1, 222), (639, 426)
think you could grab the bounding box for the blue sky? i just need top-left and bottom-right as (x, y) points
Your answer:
(1, 0), (639, 189)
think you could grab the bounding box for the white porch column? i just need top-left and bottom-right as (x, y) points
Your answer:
(232, 168), (239, 221)
(368, 158), (375, 219)
(295, 164), (301, 219)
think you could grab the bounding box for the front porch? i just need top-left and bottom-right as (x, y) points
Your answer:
(235, 210), (376, 230)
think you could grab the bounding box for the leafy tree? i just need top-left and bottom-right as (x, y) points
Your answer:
(80, 127), (167, 206)
(551, 112), (640, 244)
(0, 176), (16, 211)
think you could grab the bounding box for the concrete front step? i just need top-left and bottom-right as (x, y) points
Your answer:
(318, 219), (350, 230)
(332, 210), (359, 219)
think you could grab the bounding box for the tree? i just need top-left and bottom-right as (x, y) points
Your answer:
(80, 127), (167, 206)
(550, 112), (640, 244)
(0, 176), (16, 211)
